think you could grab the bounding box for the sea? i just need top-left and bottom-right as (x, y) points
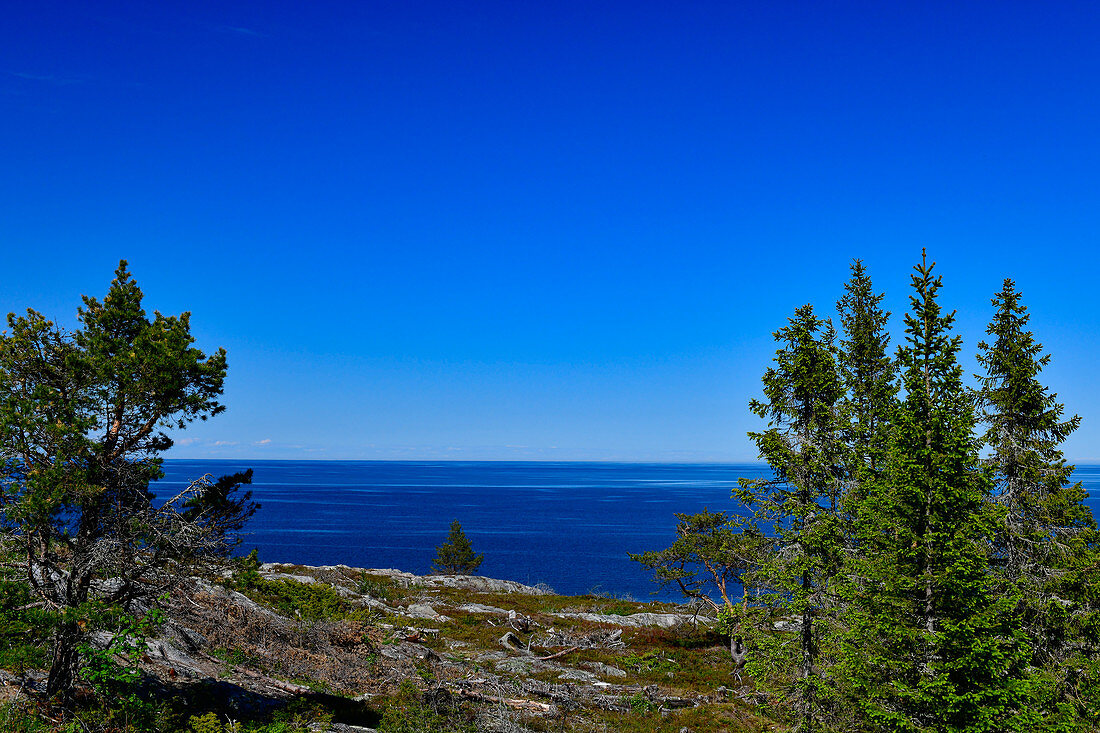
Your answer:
(153, 460), (1100, 602)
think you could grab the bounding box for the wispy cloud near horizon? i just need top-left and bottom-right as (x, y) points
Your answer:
(7, 71), (83, 85)
(214, 25), (267, 38)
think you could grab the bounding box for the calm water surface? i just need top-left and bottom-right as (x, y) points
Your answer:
(154, 461), (1100, 601)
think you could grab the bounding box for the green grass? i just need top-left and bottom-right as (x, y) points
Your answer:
(0, 578), (54, 673)
(577, 703), (778, 733)
(377, 681), (476, 733)
(209, 646), (256, 666)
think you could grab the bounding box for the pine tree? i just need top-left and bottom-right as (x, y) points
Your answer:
(629, 508), (763, 617)
(743, 304), (847, 732)
(0, 262), (255, 698)
(630, 507), (767, 666)
(976, 279), (1100, 726)
(432, 520), (484, 575)
(844, 252), (1032, 732)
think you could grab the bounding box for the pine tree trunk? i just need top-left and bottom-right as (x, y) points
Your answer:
(46, 620), (82, 699)
(729, 634), (746, 668)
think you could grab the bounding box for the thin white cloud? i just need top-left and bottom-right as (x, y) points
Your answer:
(211, 440), (239, 447)
(214, 25), (267, 38)
(8, 71), (83, 85)
(254, 438), (272, 446)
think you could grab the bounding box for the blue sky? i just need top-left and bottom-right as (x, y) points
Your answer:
(2, 2), (1100, 461)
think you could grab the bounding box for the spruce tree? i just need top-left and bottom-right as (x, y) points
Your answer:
(744, 304), (847, 732)
(835, 259), (897, 480)
(976, 279), (1100, 726)
(977, 278), (1090, 578)
(432, 520), (484, 575)
(844, 252), (1032, 732)
(835, 258), (898, 605)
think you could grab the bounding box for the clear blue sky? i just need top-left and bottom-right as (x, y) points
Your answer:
(3, 2), (1100, 461)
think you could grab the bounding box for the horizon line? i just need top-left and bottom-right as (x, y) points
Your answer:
(161, 457), (1100, 465)
(163, 457), (770, 464)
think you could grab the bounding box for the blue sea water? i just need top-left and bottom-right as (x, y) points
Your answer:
(153, 461), (1100, 602)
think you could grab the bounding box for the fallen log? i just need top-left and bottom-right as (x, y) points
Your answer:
(456, 688), (554, 712)
(537, 646), (579, 662)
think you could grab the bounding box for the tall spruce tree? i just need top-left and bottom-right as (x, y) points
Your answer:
(835, 259), (897, 480)
(743, 304), (847, 732)
(977, 278), (1090, 578)
(977, 279), (1100, 726)
(844, 252), (1032, 732)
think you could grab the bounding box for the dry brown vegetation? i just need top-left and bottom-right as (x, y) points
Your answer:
(1, 560), (779, 731)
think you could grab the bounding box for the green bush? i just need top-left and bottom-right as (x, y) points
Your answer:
(379, 681), (474, 733)
(0, 577), (54, 673)
(210, 646), (255, 667)
(623, 691), (656, 715)
(189, 712), (230, 733)
(622, 650), (680, 676)
(227, 550), (263, 590)
(77, 606), (164, 695)
(238, 578), (365, 622)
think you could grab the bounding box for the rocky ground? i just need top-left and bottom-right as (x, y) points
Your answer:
(2, 563), (776, 732)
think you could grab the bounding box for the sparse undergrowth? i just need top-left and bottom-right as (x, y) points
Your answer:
(0, 561), (771, 732)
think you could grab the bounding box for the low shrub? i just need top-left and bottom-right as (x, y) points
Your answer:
(238, 578), (365, 622)
(0, 577), (55, 673)
(356, 574), (399, 603)
(379, 682), (475, 733)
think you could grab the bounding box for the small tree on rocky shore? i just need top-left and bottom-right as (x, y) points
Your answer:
(629, 507), (765, 669)
(432, 520), (484, 574)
